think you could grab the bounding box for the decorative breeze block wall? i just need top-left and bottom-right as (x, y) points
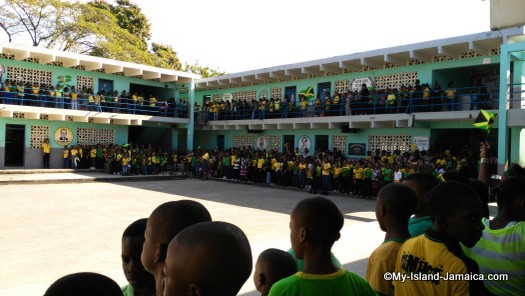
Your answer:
(233, 135), (255, 148)
(77, 128), (115, 146)
(7, 66), (52, 85)
(368, 135), (412, 153)
(332, 135), (347, 155)
(77, 75), (94, 91)
(374, 72), (418, 90)
(270, 88), (282, 99)
(31, 125), (50, 149)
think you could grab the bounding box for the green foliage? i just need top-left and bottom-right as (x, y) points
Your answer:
(184, 60), (227, 78)
(89, 0), (151, 45)
(151, 42), (182, 70)
(1, 0), (67, 46)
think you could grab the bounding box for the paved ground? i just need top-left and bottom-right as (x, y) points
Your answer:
(0, 171), (494, 295)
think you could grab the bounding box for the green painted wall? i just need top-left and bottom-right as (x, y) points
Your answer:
(193, 56), (498, 105)
(0, 58), (178, 98)
(195, 127), (431, 156)
(0, 118), (128, 148)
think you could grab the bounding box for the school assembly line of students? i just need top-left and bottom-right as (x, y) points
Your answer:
(43, 141), (524, 295)
(180, 144), (492, 199)
(59, 143), (170, 176)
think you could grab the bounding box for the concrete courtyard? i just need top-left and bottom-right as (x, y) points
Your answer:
(0, 175), (383, 295)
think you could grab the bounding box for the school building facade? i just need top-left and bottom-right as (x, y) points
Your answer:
(1, 27), (525, 172)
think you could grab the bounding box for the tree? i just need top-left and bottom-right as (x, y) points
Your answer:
(150, 42), (182, 70)
(184, 60), (227, 78)
(0, 1), (24, 42)
(89, 0), (151, 46)
(0, 0), (66, 46)
(45, 1), (155, 66)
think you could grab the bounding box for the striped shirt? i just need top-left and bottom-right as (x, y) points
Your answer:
(463, 219), (525, 295)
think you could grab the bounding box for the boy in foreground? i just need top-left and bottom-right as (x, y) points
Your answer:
(366, 183), (417, 296)
(268, 196), (375, 295)
(393, 181), (485, 295)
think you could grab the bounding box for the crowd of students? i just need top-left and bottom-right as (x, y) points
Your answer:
(57, 143), (172, 176)
(0, 79), (186, 117)
(42, 141), (524, 295)
(202, 80), (494, 121)
(177, 143), (497, 199)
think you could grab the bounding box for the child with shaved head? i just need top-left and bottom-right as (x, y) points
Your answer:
(366, 183), (417, 296)
(253, 248), (297, 296)
(163, 221), (252, 296)
(269, 197), (375, 296)
(141, 200), (212, 296)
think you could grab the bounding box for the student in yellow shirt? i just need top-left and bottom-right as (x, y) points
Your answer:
(366, 183), (417, 296)
(353, 163), (364, 196)
(70, 146), (79, 169)
(321, 158), (331, 195)
(62, 146), (70, 169)
(42, 138), (51, 169)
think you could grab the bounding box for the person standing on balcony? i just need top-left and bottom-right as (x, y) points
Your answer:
(444, 81), (456, 111)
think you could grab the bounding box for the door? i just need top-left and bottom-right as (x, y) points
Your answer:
(318, 82), (331, 100)
(98, 79), (114, 95)
(315, 135), (329, 154)
(284, 86), (297, 105)
(283, 135), (294, 154)
(5, 124), (25, 166)
(178, 128), (187, 152)
(217, 135), (225, 151)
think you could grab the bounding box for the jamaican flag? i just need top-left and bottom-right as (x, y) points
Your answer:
(473, 109), (497, 133)
(299, 86), (315, 100)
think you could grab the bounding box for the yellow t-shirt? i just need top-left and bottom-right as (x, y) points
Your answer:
(322, 162), (331, 176)
(90, 149), (97, 158)
(366, 240), (403, 296)
(149, 97), (157, 107)
(273, 162), (281, 172)
(394, 235), (471, 295)
(42, 142), (51, 154)
(257, 158), (265, 169)
(354, 167), (364, 180)
(63, 149), (70, 158)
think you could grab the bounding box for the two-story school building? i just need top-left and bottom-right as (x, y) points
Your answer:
(1, 27), (525, 172)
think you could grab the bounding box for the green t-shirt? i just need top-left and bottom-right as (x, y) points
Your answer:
(121, 284), (134, 296)
(382, 168), (393, 181)
(364, 168), (373, 179)
(287, 248), (341, 272)
(408, 215), (433, 237)
(268, 268), (376, 296)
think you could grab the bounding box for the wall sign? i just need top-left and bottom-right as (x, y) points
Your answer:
(297, 136), (311, 154)
(348, 143), (366, 156)
(54, 127), (74, 146)
(256, 136), (267, 150)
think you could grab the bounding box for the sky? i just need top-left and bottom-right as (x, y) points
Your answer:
(129, 0), (492, 73)
(2, 0), (492, 74)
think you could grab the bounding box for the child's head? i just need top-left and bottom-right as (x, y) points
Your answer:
(44, 272), (122, 296)
(428, 181), (484, 247)
(121, 218), (154, 293)
(290, 197), (344, 259)
(163, 221), (252, 296)
(253, 248), (297, 296)
(141, 200), (212, 275)
(376, 183), (417, 232)
(403, 172), (439, 216)
(493, 175), (525, 222)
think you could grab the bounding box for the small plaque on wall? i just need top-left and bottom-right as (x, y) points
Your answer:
(348, 143), (366, 156)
